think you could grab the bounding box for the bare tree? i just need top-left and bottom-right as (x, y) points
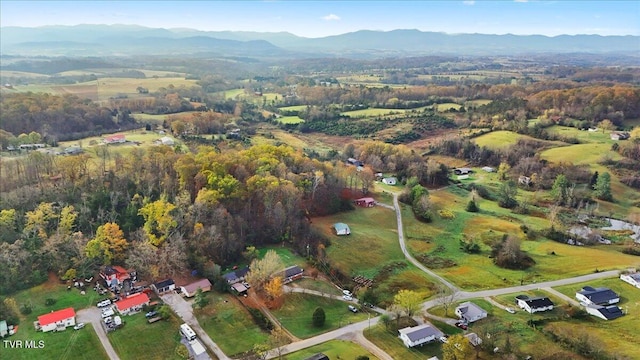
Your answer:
(436, 284), (460, 317)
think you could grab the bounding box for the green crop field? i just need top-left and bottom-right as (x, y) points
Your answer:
(195, 292), (269, 357)
(109, 313), (183, 360)
(285, 339), (379, 360)
(272, 293), (368, 338)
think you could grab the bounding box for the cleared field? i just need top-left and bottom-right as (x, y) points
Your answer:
(285, 339), (379, 360)
(278, 105), (308, 112)
(291, 278), (343, 296)
(546, 125), (615, 144)
(341, 108), (407, 118)
(312, 206), (403, 278)
(466, 99), (492, 107)
(1, 70), (49, 78)
(256, 246), (307, 268)
(277, 116), (305, 124)
(109, 312), (183, 360)
(272, 293), (368, 338)
(554, 278), (640, 359)
(540, 143), (622, 166)
(195, 292), (269, 357)
(434, 103), (461, 112)
(473, 130), (524, 149)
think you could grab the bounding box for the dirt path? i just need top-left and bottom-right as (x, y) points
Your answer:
(76, 308), (120, 360)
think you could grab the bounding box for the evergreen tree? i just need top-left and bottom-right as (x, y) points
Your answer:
(312, 307), (326, 327)
(593, 172), (612, 201)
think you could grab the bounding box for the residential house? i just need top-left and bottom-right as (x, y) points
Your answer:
(35, 307), (76, 332)
(0, 320), (7, 337)
(354, 197), (376, 207)
(398, 323), (444, 348)
(282, 265), (304, 284)
(333, 223), (351, 235)
(575, 286), (620, 306)
(222, 266), (250, 285)
(104, 134), (126, 144)
(152, 279), (176, 294)
(114, 293), (150, 315)
(347, 158), (364, 167)
(180, 279), (212, 298)
(481, 166), (495, 173)
(585, 304), (624, 321)
(382, 177), (397, 185)
(515, 295), (554, 313)
(158, 136), (175, 146)
(454, 168), (472, 175)
(455, 302), (488, 323)
(620, 272), (640, 289)
(610, 132), (630, 141)
(465, 332), (483, 347)
(100, 266), (133, 288)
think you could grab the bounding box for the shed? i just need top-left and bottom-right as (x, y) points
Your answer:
(382, 177), (397, 185)
(481, 166), (495, 172)
(159, 136), (175, 146)
(304, 354), (329, 360)
(231, 282), (248, 295)
(354, 197), (376, 207)
(333, 223), (351, 236)
(152, 279), (175, 294)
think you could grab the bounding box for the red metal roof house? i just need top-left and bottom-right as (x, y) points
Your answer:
(354, 197), (376, 207)
(104, 134), (126, 144)
(114, 293), (150, 315)
(36, 307), (76, 332)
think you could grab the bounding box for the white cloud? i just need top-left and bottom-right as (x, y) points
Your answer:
(322, 14), (340, 21)
(463, 0), (475, 5)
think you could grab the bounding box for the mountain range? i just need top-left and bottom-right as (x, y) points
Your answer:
(1, 24), (638, 58)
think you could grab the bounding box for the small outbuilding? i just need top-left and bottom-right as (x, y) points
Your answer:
(181, 278), (212, 297)
(382, 177), (397, 185)
(454, 168), (472, 175)
(333, 222), (351, 236)
(304, 353), (329, 360)
(620, 272), (640, 289)
(481, 166), (495, 172)
(354, 197), (376, 207)
(282, 265), (304, 283)
(231, 282), (248, 295)
(152, 279), (176, 294)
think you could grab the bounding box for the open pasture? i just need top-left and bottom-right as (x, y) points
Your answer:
(341, 108), (407, 118)
(434, 103), (461, 112)
(277, 115), (305, 124)
(278, 105), (309, 112)
(272, 293), (368, 338)
(109, 312), (183, 360)
(195, 292), (269, 357)
(546, 125), (615, 144)
(472, 130), (524, 149)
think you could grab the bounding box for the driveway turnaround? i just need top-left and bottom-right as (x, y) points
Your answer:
(77, 307), (120, 360)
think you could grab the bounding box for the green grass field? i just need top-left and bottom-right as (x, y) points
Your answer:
(278, 105), (308, 112)
(284, 339), (379, 360)
(313, 206), (404, 278)
(553, 278), (640, 359)
(473, 130), (525, 149)
(291, 279), (342, 296)
(341, 108), (407, 118)
(109, 312), (183, 360)
(546, 125), (614, 144)
(434, 103), (462, 112)
(195, 292), (269, 357)
(272, 293), (368, 338)
(256, 246), (308, 268)
(277, 116), (305, 124)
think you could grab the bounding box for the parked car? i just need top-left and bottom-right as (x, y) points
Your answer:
(102, 308), (115, 318)
(104, 317), (113, 324)
(439, 336), (448, 343)
(97, 299), (112, 308)
(145, 311), (158, 318)
(348, 305), (358, 313)
(73, 323), (85, 330)
(505, 307), (516, 314)
(342, 290), (353, 301)
(455, 322), (468, 330)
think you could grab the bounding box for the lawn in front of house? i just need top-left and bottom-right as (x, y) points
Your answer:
(272, 293), (368, 339)
(291, 278), (342, 296)
(256, 246), (308, 268)
(109, 312), (183, 360)
(195, 292), (269, 357)
(284, 339), (379, 360)
(0, 322), (107, 360)
(553, 278), (640, 359)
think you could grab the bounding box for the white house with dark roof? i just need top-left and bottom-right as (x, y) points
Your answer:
(620, 272), (640, 289)
(585, 304), (625, 321)
(398, 323), (443, 348)
(576, 286), (620, 306)
(515, 295), (554, 313)
(455, 301), (488, 323)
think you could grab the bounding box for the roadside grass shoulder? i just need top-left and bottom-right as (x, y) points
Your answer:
(272, 293), (368, 339)
(108, 312), (182, 360)
(284, 339), (379, 360)
(195, 292), (269, 357)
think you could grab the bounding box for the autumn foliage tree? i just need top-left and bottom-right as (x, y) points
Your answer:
(246, 250), (284, 293)
(85, 222), (129, 264)
(265, 276), (283, 300)
(393, 289), (422, 317)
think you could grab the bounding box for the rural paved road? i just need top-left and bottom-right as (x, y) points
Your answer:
(77, 307), (120, 360)
(161, 293), (230, 360)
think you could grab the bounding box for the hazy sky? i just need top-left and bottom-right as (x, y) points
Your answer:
(1, 1), (639, 37)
